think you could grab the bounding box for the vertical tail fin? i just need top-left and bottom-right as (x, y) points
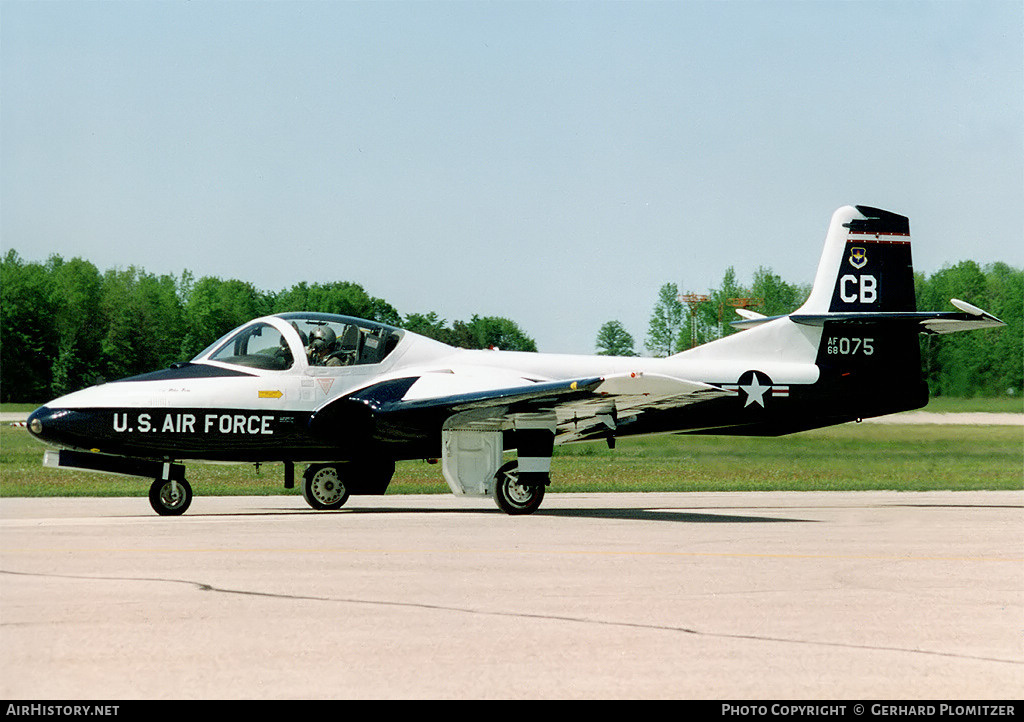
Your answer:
(797, 206), (926, 415)
(796, 205), (916, 315)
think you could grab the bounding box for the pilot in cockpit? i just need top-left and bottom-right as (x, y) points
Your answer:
(306, 326), (341, 366)
(307, 324), (359, 366)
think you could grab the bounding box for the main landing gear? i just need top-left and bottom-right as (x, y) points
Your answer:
(492, 460), (545, 515)
(300, 460), (396, 510)
(302, 464), (349, 510)
(440, 424), (553, 515)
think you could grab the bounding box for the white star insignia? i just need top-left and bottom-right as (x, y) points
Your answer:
(740, 377), (770, 408)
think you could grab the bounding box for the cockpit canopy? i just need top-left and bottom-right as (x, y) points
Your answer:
(196, 313), (404, 371)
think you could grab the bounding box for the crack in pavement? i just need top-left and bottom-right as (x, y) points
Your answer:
(3, 569), (1020, 666)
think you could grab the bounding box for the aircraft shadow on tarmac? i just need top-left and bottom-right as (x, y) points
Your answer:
(177, 505), (815, 524)
(529, 507), (813, 523)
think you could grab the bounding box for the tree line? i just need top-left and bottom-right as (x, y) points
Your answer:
(2, 250), (1019, 402)
(595, 262), (1022, 399)
(0, 250), (536, 402)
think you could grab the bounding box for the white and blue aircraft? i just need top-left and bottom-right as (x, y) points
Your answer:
(27, 206), (1004, 515)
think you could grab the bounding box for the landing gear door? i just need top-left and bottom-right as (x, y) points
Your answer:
(440, 417), (504, 498)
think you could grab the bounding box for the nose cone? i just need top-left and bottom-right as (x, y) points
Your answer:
(26, 406), (92, 448)
(27, 406), (53, 439)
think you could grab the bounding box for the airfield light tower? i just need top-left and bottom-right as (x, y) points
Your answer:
(679, 293), (710, 350)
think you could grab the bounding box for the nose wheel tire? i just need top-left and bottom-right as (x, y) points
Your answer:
(302, 464), (350, 510)
(149, 478), (193, 516)
(493, 460), (545, 515)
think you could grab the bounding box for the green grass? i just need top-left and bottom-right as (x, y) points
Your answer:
(919, 395), (1023, 414)
(1, 404), (40, 414)
(551, 425), (1022, 492)
(2, 421), (1020, 498)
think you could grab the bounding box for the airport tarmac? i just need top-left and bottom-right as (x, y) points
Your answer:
(1, 491), (1021, 699)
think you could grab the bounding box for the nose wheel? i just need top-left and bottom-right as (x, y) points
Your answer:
(148, 477), (193, 516)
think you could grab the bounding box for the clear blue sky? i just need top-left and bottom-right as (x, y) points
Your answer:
(3, 0), (1021, 354)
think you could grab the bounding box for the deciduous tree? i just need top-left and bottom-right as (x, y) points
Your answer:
(645, 282), (684, 357)
(595, 320), (636, 356)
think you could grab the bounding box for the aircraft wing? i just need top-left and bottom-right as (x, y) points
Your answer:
(549, 372), (730, 443)
(308, 371), (728, 444)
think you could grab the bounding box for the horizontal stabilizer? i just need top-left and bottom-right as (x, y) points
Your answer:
(732, 300), (1004, 335)
(790, 297), (1004, 335)
(730, 314), (786, 330)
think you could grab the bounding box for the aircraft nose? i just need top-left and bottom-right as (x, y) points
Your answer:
(27, 406), (51, 438)
(27, 406), (83, 446)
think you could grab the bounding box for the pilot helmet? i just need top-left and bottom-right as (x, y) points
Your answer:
(309, 325), (337, 352)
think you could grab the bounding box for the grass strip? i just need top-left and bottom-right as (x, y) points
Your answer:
(2, 422), (1020, 498)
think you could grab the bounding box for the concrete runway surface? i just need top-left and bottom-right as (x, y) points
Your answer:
(1, 491), (1021, 699)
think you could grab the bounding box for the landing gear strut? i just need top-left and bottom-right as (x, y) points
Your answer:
(492, 460), (545, 515)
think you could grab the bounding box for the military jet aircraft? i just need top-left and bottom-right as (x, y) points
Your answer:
(27, 205), (1004, 515)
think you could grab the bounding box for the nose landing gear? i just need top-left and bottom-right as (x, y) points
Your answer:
(148, 477), (193, 516)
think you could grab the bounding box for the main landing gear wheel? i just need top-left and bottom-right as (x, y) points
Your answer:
(302, 464), (349, 510)
(148, 478), (193, 516)
(492, 460), (545, 516)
